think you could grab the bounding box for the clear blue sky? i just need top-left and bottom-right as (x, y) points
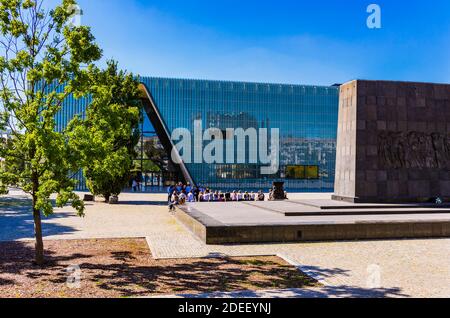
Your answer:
(50, 0), (450, 85)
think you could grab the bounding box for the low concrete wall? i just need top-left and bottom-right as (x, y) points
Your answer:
(175, 207), (450, 244)
(205, 222), (450, 244)
(174, 207), (208, 242)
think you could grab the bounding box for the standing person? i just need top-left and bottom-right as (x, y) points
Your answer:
(167, 184), (175, 203)
(168, 191), (178, 212)
(132, 179), (138, 192)
(193, 186), (200, 202)
(187, 191), (195, 203)
(185, 183), (191, 194)
(141, 174), (146, 192)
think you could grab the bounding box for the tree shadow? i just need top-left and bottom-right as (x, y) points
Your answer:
(0, 240), (411, 298)
(299, 265), (351, 279)
(0, 196), (79, 241)
(171, 263), (409, 298)
(0, 241), (94, 287)
(0, 277), (15, 286)
(58, 256), (319, 297)
(179, 285), (409, 298)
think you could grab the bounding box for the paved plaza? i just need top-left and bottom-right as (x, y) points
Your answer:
(181, 200), (450, 225)
(1, 192), (449, 298)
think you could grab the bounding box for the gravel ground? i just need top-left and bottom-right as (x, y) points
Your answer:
(0, 238), (319, 298)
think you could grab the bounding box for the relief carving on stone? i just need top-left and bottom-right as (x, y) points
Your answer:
(378, 131), (450, 169)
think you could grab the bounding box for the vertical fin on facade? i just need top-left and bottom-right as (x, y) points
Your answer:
(138, 83), (195, 186)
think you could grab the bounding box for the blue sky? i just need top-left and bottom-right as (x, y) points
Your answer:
(50, 0), (450, 85)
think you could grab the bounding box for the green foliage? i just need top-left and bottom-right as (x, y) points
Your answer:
(0, 0), (102, 218)
(67, 60), (141, 202)
(143, 139), (166, 172)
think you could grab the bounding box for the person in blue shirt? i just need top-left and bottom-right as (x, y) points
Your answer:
(185, 182), (192, 194)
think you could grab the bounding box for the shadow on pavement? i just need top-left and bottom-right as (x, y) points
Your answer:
(0, 196), (79, 241)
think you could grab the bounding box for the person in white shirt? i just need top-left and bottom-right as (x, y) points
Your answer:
(179, 192), (187, 205)
(250, 192), (256, 201)
(169, 192), (178, 212)
(237, 191), (243, 201)
(187, 191), (195, 202)
(203, 192), (210, 202)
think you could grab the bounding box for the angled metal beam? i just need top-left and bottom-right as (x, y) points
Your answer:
(138, 83), (195, 186)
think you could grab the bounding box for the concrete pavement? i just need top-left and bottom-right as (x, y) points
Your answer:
(1, 192), (449, 298)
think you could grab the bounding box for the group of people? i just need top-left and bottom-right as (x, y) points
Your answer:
(167, 182), (287, 211)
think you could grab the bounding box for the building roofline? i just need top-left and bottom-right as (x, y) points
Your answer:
(341, 79), (450, 86)
(138, 76), (339, 89)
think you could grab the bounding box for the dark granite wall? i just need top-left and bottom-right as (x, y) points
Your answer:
(333, 80), (450, 203)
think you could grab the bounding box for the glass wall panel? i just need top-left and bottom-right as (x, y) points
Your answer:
(141, 77), (339, 192)
(56, 77), (339, 192)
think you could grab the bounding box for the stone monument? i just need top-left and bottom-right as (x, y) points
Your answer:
(333, 80), (450, 203)
(273, 182), (286, 200)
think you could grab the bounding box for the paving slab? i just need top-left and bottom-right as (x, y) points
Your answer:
(244, 200), (450, 216)
(1, 192), (449, 298)
(184, 202), (450, 226)
(290, 199), (450, 210)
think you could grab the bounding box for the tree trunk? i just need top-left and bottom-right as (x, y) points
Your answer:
(31, 166), (44, 266)
(33, 206), (44, 265)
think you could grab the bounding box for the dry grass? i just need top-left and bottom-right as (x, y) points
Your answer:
(0, 238), (320, 298)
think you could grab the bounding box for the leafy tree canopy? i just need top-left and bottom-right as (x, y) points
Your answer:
(67, 60), (141, 202)
(0, 0), (102, 264)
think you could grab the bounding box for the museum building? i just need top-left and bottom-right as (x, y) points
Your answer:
(56, 77), (340, 192)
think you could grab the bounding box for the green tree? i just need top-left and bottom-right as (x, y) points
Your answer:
(0, 0), (102, 265)
(68, 61), (141, 203)
(143, 138), (167, 172)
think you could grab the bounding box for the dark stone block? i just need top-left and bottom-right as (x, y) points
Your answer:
(83, 194), (95, 202)
(377, 96), (386, 106)
(377, 171), (388, 182)
(387, 181), (400, 197)
(387, 97), (397, 107)
(366, 96), (377, 105)
(387, 170), (399, 180)
(377, 182), (388, 197)
(334, 80), (450, 203)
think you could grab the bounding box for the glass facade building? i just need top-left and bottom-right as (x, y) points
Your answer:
(57, 77), (339, 192)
